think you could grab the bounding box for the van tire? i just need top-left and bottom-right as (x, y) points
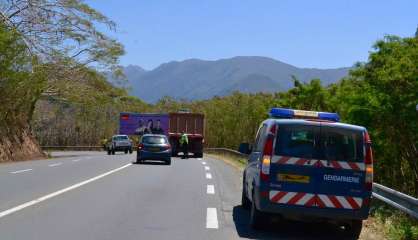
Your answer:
(343, 220), (362, 239)
(250, 192), (266, 230)
(241, 176), (251, 210)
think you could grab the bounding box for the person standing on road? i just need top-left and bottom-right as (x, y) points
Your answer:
(179, 132), (189, 159)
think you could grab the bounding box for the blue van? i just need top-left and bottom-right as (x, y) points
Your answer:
(241, 108), (373, 238)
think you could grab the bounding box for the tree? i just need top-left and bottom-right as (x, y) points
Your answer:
(0, 0), (123, 69)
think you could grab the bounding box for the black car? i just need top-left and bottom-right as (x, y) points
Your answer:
(137, 134), (172, 165)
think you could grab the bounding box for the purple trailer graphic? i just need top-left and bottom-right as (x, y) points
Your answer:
(119, 113), (169, 136)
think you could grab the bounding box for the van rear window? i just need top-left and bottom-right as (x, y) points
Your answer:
(275, 124), (364, 162)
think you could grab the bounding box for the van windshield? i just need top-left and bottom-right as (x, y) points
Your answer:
(275, 124), (364, 162)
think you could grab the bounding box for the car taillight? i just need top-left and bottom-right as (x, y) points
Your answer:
(138, 143), (144, 150)
(364, 131), (373, 191)
(261, 124), (277, 182)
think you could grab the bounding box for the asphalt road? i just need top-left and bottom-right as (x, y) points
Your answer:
(0, 151), (358, 240)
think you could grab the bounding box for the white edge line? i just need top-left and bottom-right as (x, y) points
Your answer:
(202, 162), (207, 165)
(204, 166), (210, 171)
(72, 159), (81, 162)
(10, 169), (33, 174)
(206, 173), (212, 179)
(206, 208), (219, 229)
(0, 163), (132, 219)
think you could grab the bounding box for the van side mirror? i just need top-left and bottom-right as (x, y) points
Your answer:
(238, 143), (252, 155)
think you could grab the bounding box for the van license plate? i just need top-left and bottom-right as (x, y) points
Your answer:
(278, 174), (310, 183)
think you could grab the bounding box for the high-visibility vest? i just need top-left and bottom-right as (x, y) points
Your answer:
(180, 134), (189, 145)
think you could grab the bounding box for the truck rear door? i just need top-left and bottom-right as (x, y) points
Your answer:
(269, 123), (320, 208)
(315, 125), (366, 210)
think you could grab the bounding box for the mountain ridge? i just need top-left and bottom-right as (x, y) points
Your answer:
(108, 56), (350, 102)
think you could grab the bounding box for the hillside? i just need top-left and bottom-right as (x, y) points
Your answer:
(110, 56), (350, 102)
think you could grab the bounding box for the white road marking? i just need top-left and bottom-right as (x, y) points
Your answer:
(202, 162), (207, 165)
(204, 166), (210, 171)
(206, 173), (212, 179)
(206, 208), (219, 229)
(0, 163), (132, 219)
(10, 169), (33, 174)
(207, 185), (215, 194)
(72, 159), (81, 162)
(197, 158), (202, 161)
(48, 163), (62, 167)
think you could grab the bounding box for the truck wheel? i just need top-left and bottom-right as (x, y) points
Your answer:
(342, 220), (362, 239)
(112, 149), (115, 155)
(124, 150), (128, 154)
(250, 192), (266, 230)
(107, 150), (111, 155)
(129, 149), (133, 154)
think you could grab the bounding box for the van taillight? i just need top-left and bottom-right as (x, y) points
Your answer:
(364, 131), (373, 191)
(261, 124), (277, 181)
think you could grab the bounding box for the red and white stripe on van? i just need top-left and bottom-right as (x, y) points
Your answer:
(269, 191), (363, 210)
(271, 156), (365, 171)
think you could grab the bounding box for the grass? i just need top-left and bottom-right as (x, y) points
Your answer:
(371, 204), (418, 240)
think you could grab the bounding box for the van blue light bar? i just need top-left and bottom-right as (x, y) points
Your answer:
(269, 108), (340, 122)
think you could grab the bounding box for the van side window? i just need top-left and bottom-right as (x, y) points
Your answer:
(254, 124), (267, 152)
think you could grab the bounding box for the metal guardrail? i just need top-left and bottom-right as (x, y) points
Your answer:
(41, 146), (103, 151)
(205, 147), (418, 219)
(204, 147), (249, 158)
(373, 183), (418, 219)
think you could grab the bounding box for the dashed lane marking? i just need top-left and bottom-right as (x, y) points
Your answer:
(206, 208), (219, 229)
(202, 162), (207, 165)
(206, 173), (212, 179)
(204, 166), (210, 171)
(207, 185), (215, 194)
(10, 169), (33, 174)
(48, 163), (62, 167)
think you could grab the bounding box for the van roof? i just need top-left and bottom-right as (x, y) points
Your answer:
(265, 119), (366, 132)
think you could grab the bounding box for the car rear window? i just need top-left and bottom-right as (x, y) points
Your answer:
(275, 125), (319, 159)
(275, 124), (364, 162)
(321, 126), (363, 163)
(142, 136), (167, 144)
(114, 136), (128, 141)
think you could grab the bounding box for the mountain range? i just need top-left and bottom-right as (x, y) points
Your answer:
(108, 56), (350, 103)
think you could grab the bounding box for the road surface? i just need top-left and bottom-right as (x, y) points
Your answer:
(0, 151), (362, 239)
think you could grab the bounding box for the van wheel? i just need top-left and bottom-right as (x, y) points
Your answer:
(107, 150), (111, 155)
(342, 220), (362, 239)
(124, 150), (128, 154)
(241, 176), (251, 210)
(111, 149), (115, 155)
(250, 192), (266, 229)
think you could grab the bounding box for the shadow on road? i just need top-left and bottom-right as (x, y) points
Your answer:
(232, 205), (353, 240)
(133, 160), (168, 166)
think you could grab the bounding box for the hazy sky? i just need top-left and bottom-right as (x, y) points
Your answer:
(87, 0), (417, 70)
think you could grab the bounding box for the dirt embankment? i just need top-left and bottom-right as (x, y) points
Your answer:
(0, 128), (45, 162)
